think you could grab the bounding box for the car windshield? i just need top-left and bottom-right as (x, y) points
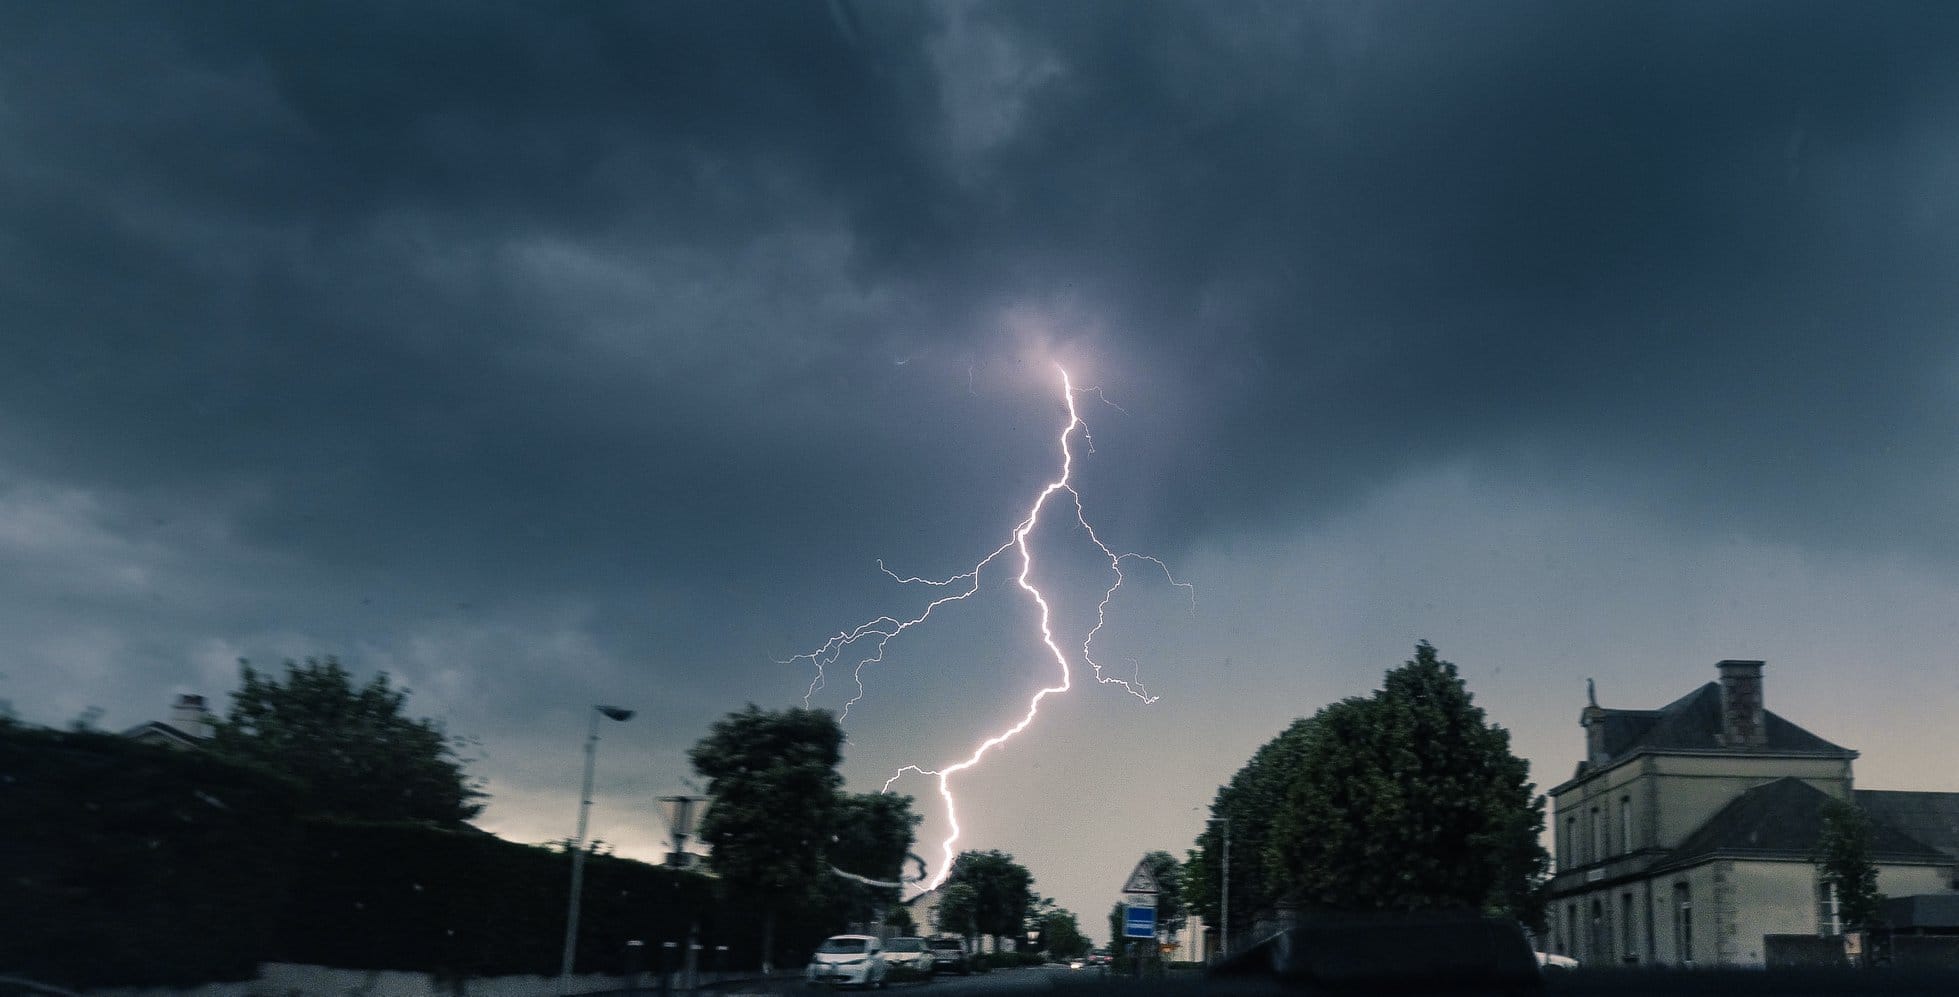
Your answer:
(816, 939), (868, 954)
(886, 939), (924, 952)
(929, 939), (961, 951)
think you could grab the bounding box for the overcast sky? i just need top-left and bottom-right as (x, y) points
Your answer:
(7, 1), (1959, 938)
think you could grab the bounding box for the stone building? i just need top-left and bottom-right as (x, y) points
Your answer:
(1544, 660), (1959, 967)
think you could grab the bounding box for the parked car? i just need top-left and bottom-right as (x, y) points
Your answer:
(1535, 952), (1579, 972)
(926, 936), (970, 975)
(883, 937), (935, 980)
(808, 934), (886, 989)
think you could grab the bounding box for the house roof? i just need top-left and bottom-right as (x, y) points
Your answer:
(1855, 789), (1959, 861)
(1577, 682), (1855, 778)
(1659, 777), (1949, 870)
(119, 720), (208, 748)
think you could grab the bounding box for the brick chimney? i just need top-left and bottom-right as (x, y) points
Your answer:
(1716, 660), (1766, 747)
(169, 693), (214, 738)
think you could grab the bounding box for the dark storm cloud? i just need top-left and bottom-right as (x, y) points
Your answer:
(894, 1), (1959, 556)
(6, 0), (1959, 646)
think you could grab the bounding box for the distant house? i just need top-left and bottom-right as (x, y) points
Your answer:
(1545, 660), (1959, 967)
(120, 693), (215, 749)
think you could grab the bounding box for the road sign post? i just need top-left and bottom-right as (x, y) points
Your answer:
(1120, 857), (1162, 976)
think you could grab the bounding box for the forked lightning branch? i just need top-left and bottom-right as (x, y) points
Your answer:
(786, 364), (1191, 890)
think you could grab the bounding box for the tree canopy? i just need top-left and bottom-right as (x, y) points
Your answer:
(1816, 798), (1884, 932)
(1140, 850), (1187, 938)
(210, 657), (483, 825)
(690, 705), (925, 971)
(689, 705), (844, 900)
(1040, 909), (1091, 959)
(945, 849), (1035, 947)
(1268, 643), (1547, 917)
(1191, 644), (1546, 934)
(822, 790), (923, 924)
(830, 791), (922, 887)
(934, 882), (979, 939)
(1185, 716), (1318, 930)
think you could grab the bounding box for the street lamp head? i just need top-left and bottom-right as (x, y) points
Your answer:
(596, 705), (635, 722)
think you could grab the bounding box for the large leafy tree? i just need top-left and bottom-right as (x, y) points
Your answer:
(830, 792), (922, 886)
(690, 705), (845, 972)
(1268, 643), (1547, 918)
(1185, 716), (1318, 938)
(934, 882), (980, 942)
(211, 657), (483, 825)
(822, 791), (922, 924)
(1041, 909), (1091, 959)
(1816, 798), (1884, 933)
(945, 849), (1034, 950)
(1140, 850), (1187, 938)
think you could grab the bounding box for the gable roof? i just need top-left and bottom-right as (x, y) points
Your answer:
(1658, 777), (1949, 870)
(1574, 682), (1854, 781)
(1856, 790), (1959, 861)
(120, 720), (208, 749)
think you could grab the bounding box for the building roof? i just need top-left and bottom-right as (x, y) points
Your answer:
(1855, 789), (1959, 861)
(1575, 682), (1855, 780)
(119, 720), (209, 749)
(1658, 777), (1949, 870)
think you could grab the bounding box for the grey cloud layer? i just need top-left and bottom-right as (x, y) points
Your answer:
(9, 3), (1959, 588)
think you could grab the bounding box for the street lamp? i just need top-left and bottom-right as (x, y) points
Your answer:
(1204, 816), (1231, 961)
(561, 704), (636, 994)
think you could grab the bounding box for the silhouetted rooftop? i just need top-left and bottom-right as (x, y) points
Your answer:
(1659, 777), (1948, 869)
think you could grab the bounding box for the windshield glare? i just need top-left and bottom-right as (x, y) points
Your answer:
(817, 938), (868, 954)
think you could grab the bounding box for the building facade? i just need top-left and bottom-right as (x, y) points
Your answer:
(1545, 661), (1959, 967)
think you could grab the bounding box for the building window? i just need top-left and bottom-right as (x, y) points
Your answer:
(1620, 795), (1633, 854)
(1621, 892), (1637, 963)
(1591, 898), (1609, 963)
(1674, 883), (1693, 965)
(1563, 816), (1576, 869)
(1817, 880), (1842, 937)
(1591, 806), (1604, 862)
(1567, 903), (1579, 960)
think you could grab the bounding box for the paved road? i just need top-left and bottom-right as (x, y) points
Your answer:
(703, 964), (1094, 997)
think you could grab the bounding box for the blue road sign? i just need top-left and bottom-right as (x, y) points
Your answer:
(1123, 903), (1157, 939)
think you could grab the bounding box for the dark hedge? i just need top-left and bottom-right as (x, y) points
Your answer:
(0, 725), (303, 988)
(0, 726), (731, 988)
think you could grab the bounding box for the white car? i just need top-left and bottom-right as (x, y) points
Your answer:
(881, 937), (936, 978)
(1536, 951), (1579, 971)
(808, 934), (886, 989)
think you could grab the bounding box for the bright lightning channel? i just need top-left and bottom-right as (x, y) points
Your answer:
(785, 364), (1191, 891)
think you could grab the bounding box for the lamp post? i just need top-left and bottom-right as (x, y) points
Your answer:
(1204, 816), (1231, 961)
(561, 704), (635, 994)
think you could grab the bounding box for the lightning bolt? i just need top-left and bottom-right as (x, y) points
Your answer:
(786, 364), (1192, 890)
